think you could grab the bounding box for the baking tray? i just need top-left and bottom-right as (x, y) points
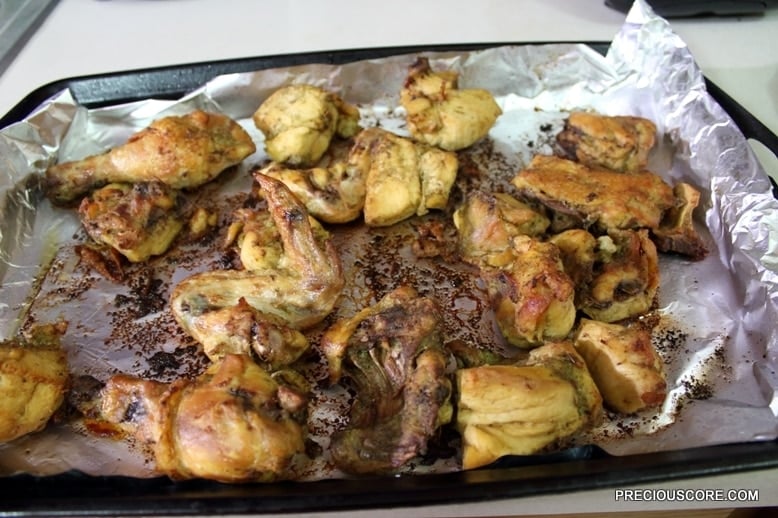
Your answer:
(1, 42), (778, 516)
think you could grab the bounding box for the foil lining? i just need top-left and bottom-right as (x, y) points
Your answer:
(1, 0), (777, 478)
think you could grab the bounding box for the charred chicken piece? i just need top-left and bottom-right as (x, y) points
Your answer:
(653, 182), (708, 260)
(511, 155), (675, 232)
(401, 57), (502, 151)
(183, 298), (309, 369)
(253, 84), (361, 167)
(171, 174), (344, 337)
(78, 182), (186, 263)
(453, 190), (550, 268)
(575, 318), (666, 413)
(580, 229), (659, 322)
(45, 110), (256, 204)
(482, 235), (576, 348)
(548, 228), (598, 286)
(321, 286), (454, 475)
(556, 111), (657, 172)
(97, 354), (308, 482)
(353, 127), (458, 227)
(0, 323), (69, 443)
(456, 341), (602, 470)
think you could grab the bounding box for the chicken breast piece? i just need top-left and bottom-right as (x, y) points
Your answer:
(0, 323), (69, 443)
(456, 341), (601, 470)
(653, 182), (709, 260)
(548, 228), (598, 286)
(253, 84), (361, 166)
(453, 190), (550, 268)
(580, 229), (659, 322)
(353, 127), (458, 227)
(78, 182), (186, 263)
(401, 57), (502, 151)
(45, 110), (256, 204)
(98, 354), (308, 482)
(511, 155), (675, 232)
(321, 286), (453, 475)
(482, 235), (576, 348)
(556, 111), (657, 172)
(574, 319), (666, 414)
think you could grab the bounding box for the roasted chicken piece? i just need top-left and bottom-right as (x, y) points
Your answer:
(456, 341), (602, 470)
(548, 228), (598, 286)
(482, 235), (576, 348)
(253, 84), (361, 167)
(575, 318), (666, 413)
(580, 229), (659, 322)
(78, 182), (186, 263)
(453, 190), (550, 268)
(556, 111), (657, 172)
(45, 110), (256, 204)
(171, 174), (344, 335)
(401, 57), (502, 151)
(511, 155), (675, 232)
(321, 286), (454, 475)
(0, 323), (69, 443)
(257, 139), (366, 224)
(653, 182), (708, 260)
(355, 127), (458, 227)
(97, 354), (309, 482)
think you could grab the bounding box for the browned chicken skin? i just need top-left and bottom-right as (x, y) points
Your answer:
(78, 182), (186, 263)
(0, 323), (69, 443)
(321, 286), (453, 475)
(45, 110), (256, 204)
(401, 57), (502, 151)
(97, 353), (309, 482)
(556, 111), (657, 173)
(512, 155), (675, 232)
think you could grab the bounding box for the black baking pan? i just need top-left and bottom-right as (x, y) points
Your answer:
(1, 43), (777, 516)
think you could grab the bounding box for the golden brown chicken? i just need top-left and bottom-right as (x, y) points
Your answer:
(653, 182), (709, 260)
(77, 182), (186, 263)
(456, 341), (602, 470)
(556, 111), (657, 172)
(548, 228), (598, 286)
(97, 353), (309, 482)
(453, 190), (550, 268)
(579, 229), (659, 322)
(355, 127), (458, 227)
(511, 155), (676, 232)
(45, 110), (256, 204)
(320, 286), (453, 475)
(253, 84), (361, 167)
(401, 57), (502, 151)
(171, 174), (344, 339)
(481, 235), (576, 348)
(0, 323), (69, 443)
(574, 318), (666, 413)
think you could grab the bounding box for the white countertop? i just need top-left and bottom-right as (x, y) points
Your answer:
(1, 0), (776, 515)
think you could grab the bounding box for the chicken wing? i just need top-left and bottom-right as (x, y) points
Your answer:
(556, 111), (657, 172)
(453, 190), (550, 268)
(171, 174), (344, 338)
(0, 323), (69, 443)
(456, 341), (602, 470)
(45, 110), (256, 204)
(97, 353), (309, 482)
(575, 318), (666, 413)
(401, 57), (502, 151)
(78, 182), (186, 263)
(482, 235), (576, 348)
(321, 286), (453, 475)
(355, 127), (458, 227)
(253, 84), (361, 167)
(580, 229), (659, 322)
(511, 155), (675, 232)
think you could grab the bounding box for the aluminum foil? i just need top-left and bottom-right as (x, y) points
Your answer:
(1, 0), (777, 478)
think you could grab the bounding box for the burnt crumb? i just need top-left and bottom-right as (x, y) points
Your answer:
(681, 377), (714, 400)
(540, 123), (554, 133)
(113, 271), (166, 319)
(142, 345), (207, 380)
